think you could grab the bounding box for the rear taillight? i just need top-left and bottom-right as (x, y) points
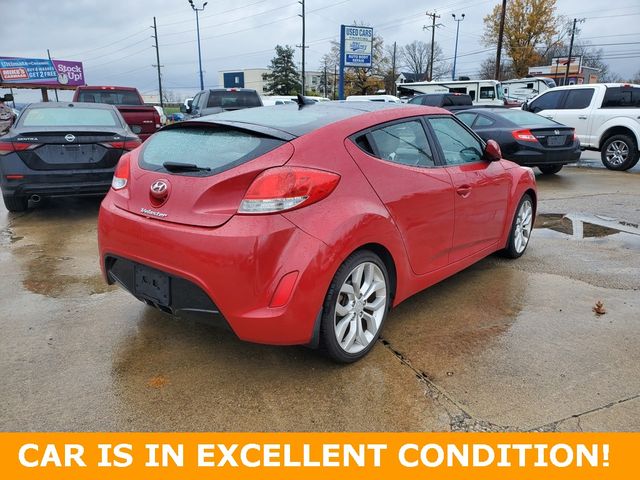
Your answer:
(112, 154), (130, 190)
(572, 130), (578, 141)
(106, 140), (142, 151)
(512, 129), (538, 142)
(239, 167), (340, 214)
(0, 142), (39, 155)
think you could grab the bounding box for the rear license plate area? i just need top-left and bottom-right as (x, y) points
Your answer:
(134, 265), (170, 306)
(547, 135), (566, 146)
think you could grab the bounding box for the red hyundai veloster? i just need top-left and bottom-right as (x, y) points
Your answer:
(98, 101), (536, 362)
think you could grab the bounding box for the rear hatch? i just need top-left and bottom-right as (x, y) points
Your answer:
(117, 123), (294, 227)
(15, 131), (130, 170)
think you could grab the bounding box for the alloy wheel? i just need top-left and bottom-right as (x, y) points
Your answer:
(605, 140), (629, 166)
(334, 262), (387, 354)
(514, 199), (533, 254)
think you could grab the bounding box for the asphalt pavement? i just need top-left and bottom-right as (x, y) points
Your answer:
(1, 160), (638, 432)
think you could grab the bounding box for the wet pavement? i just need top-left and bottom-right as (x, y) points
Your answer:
(1, 165), (639, 432)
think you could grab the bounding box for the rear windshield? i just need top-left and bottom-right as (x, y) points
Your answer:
(76, 90), (142, 105)
(20, 107), (121, 127)
(494, 109), (558, 127)
(207, 91), (262, 108)
(140, 126), (285, 175)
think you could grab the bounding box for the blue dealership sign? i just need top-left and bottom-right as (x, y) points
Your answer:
(342, 26), (373, 68)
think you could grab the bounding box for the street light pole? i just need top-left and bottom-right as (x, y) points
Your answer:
(188, 0), (208, 91)
(451, 13), (465, 81)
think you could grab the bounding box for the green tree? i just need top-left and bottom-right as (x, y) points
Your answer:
(263, 45), (301, 95)
(483, 0), (561, 77)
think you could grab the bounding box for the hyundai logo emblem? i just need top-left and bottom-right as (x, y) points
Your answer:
(65, 134), (75, 142)
(554, 129), (560, 135)
(150, 179), (171, 203)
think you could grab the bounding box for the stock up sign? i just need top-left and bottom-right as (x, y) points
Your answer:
(0, 56), (85, 89)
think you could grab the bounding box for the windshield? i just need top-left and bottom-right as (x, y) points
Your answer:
(140, 126), (285, 176)
(495, 109), (559, 126)
(77, 90), (142, 105)
(20, 107), (121, 127)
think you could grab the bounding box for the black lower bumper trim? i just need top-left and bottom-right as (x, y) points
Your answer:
(105, 255), (220, 316)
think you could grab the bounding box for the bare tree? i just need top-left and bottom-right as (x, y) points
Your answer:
(478, 57), (515, 80)
(400, 41), (429, 80)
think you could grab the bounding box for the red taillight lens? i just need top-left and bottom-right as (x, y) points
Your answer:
(239, 167), (340, 214)
(106, 140), (142, 151)
(0, 142), (39, 155)
(572, 130), (578, 141)
(512, 129), (538, 142)
(112, 154), (131, 190)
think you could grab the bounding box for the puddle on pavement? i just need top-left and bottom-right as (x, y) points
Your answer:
(0, 227), (23, 245)
(534, 213), (640, 250)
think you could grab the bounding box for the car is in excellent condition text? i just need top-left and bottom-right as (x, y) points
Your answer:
(98, 101), (537, 362)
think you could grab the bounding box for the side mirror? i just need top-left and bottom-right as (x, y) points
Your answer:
(484, 139), (502, 162)
(521, 101), (529, 111)
(179, 104), (187, 113)
(2, 94), (14, 102)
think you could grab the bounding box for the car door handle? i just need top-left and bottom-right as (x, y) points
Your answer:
(578, 116), (588, 119)
(456, 185), (472, 198)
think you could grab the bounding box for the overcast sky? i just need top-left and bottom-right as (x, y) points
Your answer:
(2, 0), (639, 102)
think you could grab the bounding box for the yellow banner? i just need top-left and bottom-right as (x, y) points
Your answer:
(1, 432), (637, 479)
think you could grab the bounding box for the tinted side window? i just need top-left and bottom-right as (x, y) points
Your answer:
(561, 89), (594, 109)
(428, 117), (483, 165)
(529, 90), (564, 113)
(602, 87), (640, 108)
(457, 113), (477, 127)
(475, 115), (495, 127)
(368, 120), (435, 167)
(480, 87), (495, 99)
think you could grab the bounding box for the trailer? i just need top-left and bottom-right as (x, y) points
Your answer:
(398, 79), (504, 106)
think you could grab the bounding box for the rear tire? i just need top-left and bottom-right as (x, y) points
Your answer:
(501, 194), (534, 259)
(319, 250), (390, 363)
(538, 164), (563, 175)
(2, 194), (28, 212)
(601, 134), (639, 171)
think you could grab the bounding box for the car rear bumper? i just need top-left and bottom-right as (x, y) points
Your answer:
(98, 195), (333, 346)
(506, 144), (581, 166)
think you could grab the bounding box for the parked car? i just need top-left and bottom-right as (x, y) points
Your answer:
(408, 93), (474, 111)
(73, 86), (162, 141)
(0, 102), (141, 212)
(98, 102), (536, 363)
(181, 88), (263, 117)
(523, 83), (640, 170)
(261, 96), (296, 106)
(166, 112), (185, 123)
(345, 94), (401, 103)
(0, 94), (16, 134)
(456, 108), (580, 174)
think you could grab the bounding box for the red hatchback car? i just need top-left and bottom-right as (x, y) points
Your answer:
(98, 101), (536, 362)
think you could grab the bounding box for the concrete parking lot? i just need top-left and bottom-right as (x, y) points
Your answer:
(1, 152), (639, 432)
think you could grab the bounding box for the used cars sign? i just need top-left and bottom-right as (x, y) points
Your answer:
(341, 26), (373, 68)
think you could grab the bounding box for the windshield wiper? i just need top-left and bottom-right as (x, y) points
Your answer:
(162, 161), (211, 173)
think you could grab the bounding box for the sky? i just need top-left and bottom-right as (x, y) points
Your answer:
(2, 0), (639, 103)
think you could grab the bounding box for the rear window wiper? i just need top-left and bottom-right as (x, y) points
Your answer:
(162, 161), (211, 173)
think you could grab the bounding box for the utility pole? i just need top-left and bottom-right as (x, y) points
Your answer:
(451, 13), (465, 81)
(46, 49), (59, 102)
(564, 18), (584, 86)
(323, 65), (327, 98)
(494, 0), (507, 80)
(152, 17), (164, 108)
(333, 64), (337, 100)
(297, 0), (308, 94)
(188, 0), (208, 91)
(391, 41), (397, 96)
(424, 11), (442, 81)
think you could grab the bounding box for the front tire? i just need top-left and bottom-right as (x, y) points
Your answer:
(538, 164), (563, 175)
(2, 194), (28, 212)
(501, 194), (534, 259)
(319, 250), (390, 363)
(601, 134), (639, 171)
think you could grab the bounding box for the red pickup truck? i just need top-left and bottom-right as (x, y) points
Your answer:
(72, 86), (161, 141)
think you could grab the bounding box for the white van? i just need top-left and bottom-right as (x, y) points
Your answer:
(345, 94), (402, 103)
(398, 79), (504, 106)
(502, 77), (556, 104)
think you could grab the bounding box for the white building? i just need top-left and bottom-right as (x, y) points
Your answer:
(218, 68), (326, 95)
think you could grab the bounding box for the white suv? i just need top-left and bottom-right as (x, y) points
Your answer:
(524, 83), (640, 170)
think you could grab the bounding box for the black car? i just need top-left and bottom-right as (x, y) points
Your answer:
(0, 102), (140, 212)
(408, 93), (474, 111)
(456, 108), (581, 174)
